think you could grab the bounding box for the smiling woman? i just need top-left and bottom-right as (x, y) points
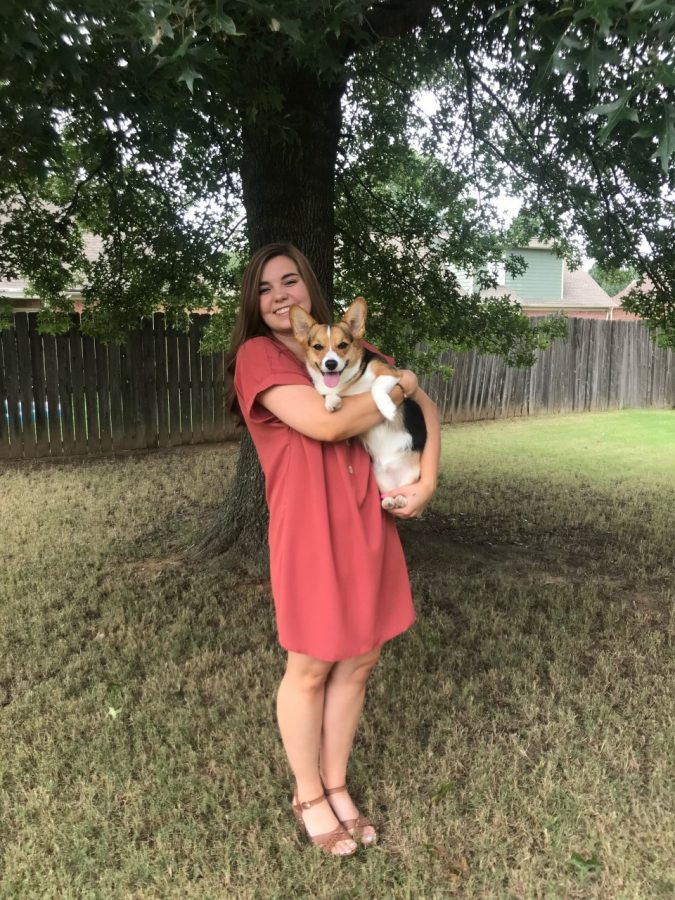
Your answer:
(223, 242), (440, 857)
(257, 256), (313, 334)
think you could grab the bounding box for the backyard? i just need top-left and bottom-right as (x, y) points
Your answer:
(1, 409), (674, 898)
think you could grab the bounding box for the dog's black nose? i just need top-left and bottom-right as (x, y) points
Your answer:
(325, 359), (338, 371)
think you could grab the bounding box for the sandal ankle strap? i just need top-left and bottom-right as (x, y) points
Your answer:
(296, 792), (327, 811)
(324, 784), (348, 796)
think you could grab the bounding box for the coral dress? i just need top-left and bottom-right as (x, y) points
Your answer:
(234, 336), (415, 661)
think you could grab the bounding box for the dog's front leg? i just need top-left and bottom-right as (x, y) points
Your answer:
(325, 394), (343, 412)
(371, 375), (399, 421)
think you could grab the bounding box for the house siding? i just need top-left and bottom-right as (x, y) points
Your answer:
(505, 248), (563, 301)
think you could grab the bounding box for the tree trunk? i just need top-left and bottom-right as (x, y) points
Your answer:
(194, 70), (345, 568)
(194, 429), (269, 571)
(240, 67), (345, 300)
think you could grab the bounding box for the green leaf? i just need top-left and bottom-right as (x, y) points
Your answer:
(210, 13), (243, 36)
(177, 67), (203, 94)
(172, 35), (193, 59)
(652, 105), (675, 171)
(19, 29), (45, 50)
(275, 17), (303, 42)
(581, 41), (618, 93)
(592, 92), (640, 142)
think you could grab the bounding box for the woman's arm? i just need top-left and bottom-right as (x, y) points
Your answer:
(259, 369), (419, 443)
(382, 387), (441, 519)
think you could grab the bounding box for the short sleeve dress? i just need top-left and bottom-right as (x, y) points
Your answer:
(234, 335), (415, 662)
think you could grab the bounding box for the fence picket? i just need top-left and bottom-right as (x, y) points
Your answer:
(96, 342), (113, 453)
(165, 326), (181, 447)
(15, 315), (37, 458)
(68, 321), (88, 454)
(141, 319), (157, 449)
(189, 317), (203, 444)
(154, 315), (170, 449)
(55, 334), (76, 454)
(128, 329), (146, 450)
(213, 349), (225, 437)
(0, 328), (22, 459)
(28, 317), (50, 456)
(42, 333), (62, 456)
(82, 334), (99, 453)
(177, 331), (192, 444)
(107, 342), (125, 450)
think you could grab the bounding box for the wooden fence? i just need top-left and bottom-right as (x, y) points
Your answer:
(0, 314), (673, 459)
(421, 317), (674, 423)
(0, 313), (236, 460)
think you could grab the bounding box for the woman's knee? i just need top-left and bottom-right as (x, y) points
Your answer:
(284, 652), (333, 693)
(337, 645), (381, 684)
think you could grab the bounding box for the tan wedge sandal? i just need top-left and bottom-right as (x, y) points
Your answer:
(324, 785), (377, 845)
(291, 793), (358, 856)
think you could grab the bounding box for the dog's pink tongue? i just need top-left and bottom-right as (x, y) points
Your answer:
(323, 372), (340, 388)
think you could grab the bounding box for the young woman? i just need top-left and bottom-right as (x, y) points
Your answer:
(227, 243), (440, 856)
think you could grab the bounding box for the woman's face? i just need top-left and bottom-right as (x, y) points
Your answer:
(259, 255), (312, 335)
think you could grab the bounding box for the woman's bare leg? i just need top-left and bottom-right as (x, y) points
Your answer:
(319, 646), (381, 841)
(276, 651), (357, 854)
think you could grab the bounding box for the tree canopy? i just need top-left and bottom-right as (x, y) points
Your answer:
(589, 263), (637, 297)
(1, 0), (674, 359)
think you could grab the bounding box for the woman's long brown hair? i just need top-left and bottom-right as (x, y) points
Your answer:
(225, 243), (332, 422)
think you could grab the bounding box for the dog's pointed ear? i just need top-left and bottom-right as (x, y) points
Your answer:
(289, 305), (316, 344)
(341, 297), (367, 339)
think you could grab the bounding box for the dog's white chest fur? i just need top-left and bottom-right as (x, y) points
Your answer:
(309, 361), (421, 498)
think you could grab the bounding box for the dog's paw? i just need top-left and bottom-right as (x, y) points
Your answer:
(325, 394), (342, 412)
(381, 495), (407, 510)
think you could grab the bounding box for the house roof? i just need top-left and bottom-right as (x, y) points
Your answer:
(515, 240), (554, 251)
(612, 277), (654, 303)
(478, 267), (613, 309)
(560, 267), (613, 308)
(0, 233), (102, 299)
(477, 285), (525, 303)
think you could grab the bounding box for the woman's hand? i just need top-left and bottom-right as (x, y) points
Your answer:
(381, 479), (435, 519)
(397, 369), (418, 399)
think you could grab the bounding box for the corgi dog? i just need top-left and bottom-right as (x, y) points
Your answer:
(289, 297), (427, 510)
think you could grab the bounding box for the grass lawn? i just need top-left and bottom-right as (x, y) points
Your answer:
(1, 409), (674, 899)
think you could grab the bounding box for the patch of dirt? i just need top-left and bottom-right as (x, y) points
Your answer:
(399, 512), (590, 578)
(231, 578), (271, 594)
(125, 556), (186, 574)
(399, 513), (672, 621)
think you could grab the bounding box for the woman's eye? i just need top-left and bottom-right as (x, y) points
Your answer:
(284, 279), (298, 286)
(312, 343), (324, 351)
(337, 342), (348, 350)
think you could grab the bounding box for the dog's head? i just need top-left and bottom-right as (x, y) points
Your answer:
(289, 297), (367, 390)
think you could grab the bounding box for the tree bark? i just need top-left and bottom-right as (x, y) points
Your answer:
(240, 67), (345, 301)
(194, 70), (345, 568)
(194, 428), (269, 571)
